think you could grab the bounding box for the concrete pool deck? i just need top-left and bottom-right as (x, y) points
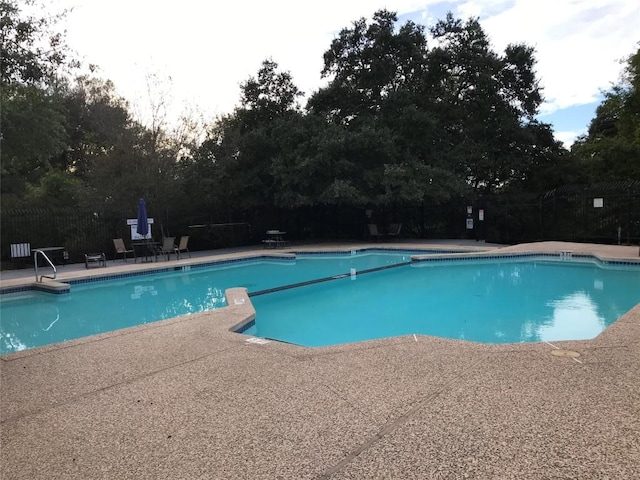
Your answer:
(1, 240), (639, 479)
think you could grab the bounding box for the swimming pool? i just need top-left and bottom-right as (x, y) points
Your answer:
(244, 256), (640, 346)
(1, 250), (639, 353)
(0, 250), (432, 354)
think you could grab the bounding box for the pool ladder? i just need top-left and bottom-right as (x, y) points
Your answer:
(34, 249), (57, 283)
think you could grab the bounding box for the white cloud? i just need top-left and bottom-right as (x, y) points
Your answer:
(56, 0), (442, 125)
(53, 0), (638, 130)
(555, 130), (585, 148)
(458, 0), (640, 114)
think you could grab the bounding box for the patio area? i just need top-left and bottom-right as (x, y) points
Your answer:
(1, 240), (639, 479)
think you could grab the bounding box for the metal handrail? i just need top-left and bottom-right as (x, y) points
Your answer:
(34, 250), (57, 282)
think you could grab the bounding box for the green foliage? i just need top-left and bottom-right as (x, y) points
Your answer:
(189, 60), (305, 214)
(309, 10), (428, 123)
(4, 4), (620, 242)
(305, 9), (561, 204)
(0, 84), (68, 198)
(184, 9), (567, 224)
(0, 0), (74, 87)
(0, 0), (73, 204)
(26, 170), (81, 208)
(428, 14), (557, 193)
(56, 76), (133, 178)
(572, 46), (640, 181)
(0, 1), (194, 218)
(239, 59), (302, 128)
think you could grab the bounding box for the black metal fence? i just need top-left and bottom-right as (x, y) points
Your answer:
(1, 209), (119, 267)
(0, 208), (253, 268)
(2, 182), (639, 269)
(477, 181), (640, 245)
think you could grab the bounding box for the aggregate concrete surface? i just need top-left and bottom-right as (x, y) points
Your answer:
(1, 241), (639, 479)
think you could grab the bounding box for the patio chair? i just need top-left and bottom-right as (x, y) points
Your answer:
(10, 242), (31, 268)
(155, 236), (176, 261)
(367, 224), (384, 242)
(386, 223), (402, 239)
(113, 238), (136, 262)
(84, 252), (106, 269)
(175, 236), (191, 259)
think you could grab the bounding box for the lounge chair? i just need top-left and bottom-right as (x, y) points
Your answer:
(113, 238), (136, 262)
(155, 236), (176, 261)
(175, 236), (191, 259)
(367, 224), (384, 242)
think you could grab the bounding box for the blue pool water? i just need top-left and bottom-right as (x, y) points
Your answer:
(245, 258), (640, 346)
(1, 252), (639, 353)
(0, 251), (421, 353)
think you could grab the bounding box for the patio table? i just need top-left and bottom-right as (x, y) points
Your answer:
(265, 231), (288, 249)
(132, 241), (159, 263)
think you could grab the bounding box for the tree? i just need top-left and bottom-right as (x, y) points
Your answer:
(306, 10), (461, 208)
(0, 0), (75, 86)
(571, 46), (640, 181)
(54, 76), (132, 178)
(428, 13), (559, 193)
(240, 59), (302, 126)
(187, 60), (304, 215)
(306, 9), (565, 210)
(0, 84), (67, 193)
(0, 0), (76, 205)
(308, 10), (428, 124)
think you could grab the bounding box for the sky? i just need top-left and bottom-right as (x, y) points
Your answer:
(50, 0), (639, 147)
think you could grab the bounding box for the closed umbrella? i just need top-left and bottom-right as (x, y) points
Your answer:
(136, 198), (149, 238)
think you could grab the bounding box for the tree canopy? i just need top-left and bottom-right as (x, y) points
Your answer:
(1, 0), (73, 204)
(0, 0), (195, 214)
(4, 4), (637, 243)
(305, 10), (563, 203)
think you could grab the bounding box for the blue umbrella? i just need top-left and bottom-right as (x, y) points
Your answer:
(136, 198), (149, 238)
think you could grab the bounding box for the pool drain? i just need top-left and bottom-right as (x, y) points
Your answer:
(550, 349), (581, 358)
